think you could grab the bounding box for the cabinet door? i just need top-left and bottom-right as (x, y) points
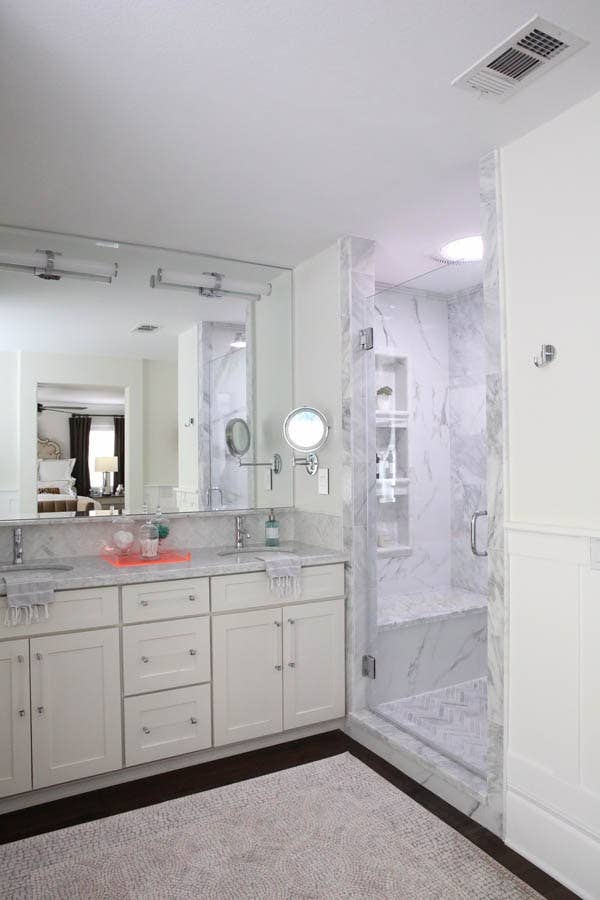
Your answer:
(0, 639), (31, 797)
(31, 629), (122, 788)
(283, 598), (345, 730)
(212, 608), (283, 746)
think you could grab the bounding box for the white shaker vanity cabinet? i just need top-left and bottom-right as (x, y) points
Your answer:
(0, 561), (346, 806)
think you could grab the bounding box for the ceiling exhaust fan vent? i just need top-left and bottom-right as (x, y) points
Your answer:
(131, 323), (160, 333)
(452, 16), (587, 102)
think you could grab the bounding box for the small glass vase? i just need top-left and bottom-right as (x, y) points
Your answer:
(139, 519), (159, 559)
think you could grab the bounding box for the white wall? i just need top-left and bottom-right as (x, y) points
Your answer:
(0, 352), (19, 515)
(502, 89), (600, 529)
(177, 326), (200, 499)
(18, 351), (144, 514)
(254, 270), (293, 508)
(293, 243), (343, 517)
(143, 359), (178, 488)
(500, 89), (600, 896)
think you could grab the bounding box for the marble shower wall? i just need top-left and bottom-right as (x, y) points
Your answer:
(448, 285), (487, 596)
(202, 322), (250, 509)
(374, 288), (451, 596)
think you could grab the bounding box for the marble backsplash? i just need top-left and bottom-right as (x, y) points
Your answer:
(0, 507), (343, 564)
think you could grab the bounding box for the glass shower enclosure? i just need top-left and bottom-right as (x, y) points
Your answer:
(366, 265), (489, 781)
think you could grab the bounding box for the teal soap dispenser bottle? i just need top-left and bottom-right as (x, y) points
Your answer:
(265, 509), (280, 547)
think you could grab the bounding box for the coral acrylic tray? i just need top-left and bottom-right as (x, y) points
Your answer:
(102, 550), (191, 568)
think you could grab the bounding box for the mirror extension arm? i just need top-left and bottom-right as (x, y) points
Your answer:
(238, 453), (282, 475)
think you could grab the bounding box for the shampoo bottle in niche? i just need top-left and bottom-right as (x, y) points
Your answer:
(265, 509), (280, 547)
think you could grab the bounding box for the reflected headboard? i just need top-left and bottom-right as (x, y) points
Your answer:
(38, 438), (62, 460)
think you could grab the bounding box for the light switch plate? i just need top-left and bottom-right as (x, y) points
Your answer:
(264, 468), (273, 491)
(318, 467), (329, 495)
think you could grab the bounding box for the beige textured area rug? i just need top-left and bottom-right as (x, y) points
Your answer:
(1, 753), (540, 899)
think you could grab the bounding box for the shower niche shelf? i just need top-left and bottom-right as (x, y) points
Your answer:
(375, 352), (411, 557)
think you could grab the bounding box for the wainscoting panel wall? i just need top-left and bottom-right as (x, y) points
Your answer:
(506, 527), (600, 900)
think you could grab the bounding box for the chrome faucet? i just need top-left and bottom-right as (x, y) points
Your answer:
(234, 515), (250, 550)
(13, 527), (23, 565)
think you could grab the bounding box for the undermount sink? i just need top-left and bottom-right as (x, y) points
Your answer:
(0, 563), (73, 573)
(217, 547), (288, 557)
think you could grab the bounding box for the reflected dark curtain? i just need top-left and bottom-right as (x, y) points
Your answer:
(114, 416), (125, 490)
(69, 415), (92, 497)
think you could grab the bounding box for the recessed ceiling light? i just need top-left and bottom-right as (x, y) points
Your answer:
(230, 332), (246, 349)
(439, 235), (483, 263)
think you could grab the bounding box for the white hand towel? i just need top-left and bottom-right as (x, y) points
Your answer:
(256, 553), (302, 599)
(3, 572), (55, 626)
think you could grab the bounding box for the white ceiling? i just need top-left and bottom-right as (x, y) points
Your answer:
(2, 1), (600, 284)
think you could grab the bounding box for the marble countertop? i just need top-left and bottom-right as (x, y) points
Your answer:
(0, 542), (347, 593)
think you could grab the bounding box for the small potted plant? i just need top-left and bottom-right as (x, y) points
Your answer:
(376, 385), (393, 411)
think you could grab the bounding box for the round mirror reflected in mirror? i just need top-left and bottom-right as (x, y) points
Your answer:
(225, 418), (251, 458)
(283, 406), (329, 453)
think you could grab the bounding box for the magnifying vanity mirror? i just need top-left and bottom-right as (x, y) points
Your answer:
(0, 224), (293, 520)
(283, 406), (329, 475)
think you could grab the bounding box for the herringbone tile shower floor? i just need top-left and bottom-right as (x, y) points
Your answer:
(375, 677), (488, 776)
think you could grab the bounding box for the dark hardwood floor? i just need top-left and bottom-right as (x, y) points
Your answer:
(0, 730), (579, 899)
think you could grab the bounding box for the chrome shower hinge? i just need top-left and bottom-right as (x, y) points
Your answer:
(359, 327), (374, 351)
(533, 344), (556, 367)
(362, 654), (376, 679)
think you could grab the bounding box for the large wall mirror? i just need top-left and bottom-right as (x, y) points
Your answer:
(0, 225), (293, 519)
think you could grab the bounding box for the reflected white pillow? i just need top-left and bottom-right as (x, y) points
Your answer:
(38, 458), (76, 482)
(38, 479), (76, 497)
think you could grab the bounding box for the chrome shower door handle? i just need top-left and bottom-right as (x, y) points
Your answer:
(470, 510), (488, 558)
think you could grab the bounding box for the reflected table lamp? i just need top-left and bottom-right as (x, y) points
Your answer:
(95, 456), (118, 495)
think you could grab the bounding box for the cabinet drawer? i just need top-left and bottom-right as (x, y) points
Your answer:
(124, 684), (211, 766)
(0, 586), (119, 639)
(123, 618), (210, 695)
(211, 563), (345, 613)
(121, 578), (209, 623)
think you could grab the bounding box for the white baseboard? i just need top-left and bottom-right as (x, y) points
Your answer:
(506, 789), (600, 900)
(0, 718), (344, 815)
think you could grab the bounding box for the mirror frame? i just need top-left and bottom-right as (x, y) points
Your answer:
(283, 406), (329, 453)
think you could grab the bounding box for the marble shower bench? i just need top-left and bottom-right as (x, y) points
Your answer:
(372, 587), (487, 704)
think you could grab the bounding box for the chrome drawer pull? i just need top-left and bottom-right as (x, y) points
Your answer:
(17, 654), (24, 663)
(274, 664), (282, 671)
(140, 600), (149, 607)
(188, 594), (196, 602)
(274, 620), (281, 627)
(35, 652), (43, 661)
(18, 709), (25, 717)
(141, 656), (150, 664)
(142, 726), (151, 734)
(37, 706), (44, 715)
(288, 661), (296, 668)
(189, 648), (197, 656)
(288, 618), (295, 625)
(190, 717), (198, 725)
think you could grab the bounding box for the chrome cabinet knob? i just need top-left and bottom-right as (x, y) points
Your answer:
(142, 726), (150, 734)
(189, 648), (197, 656)
(37, 706), (44, 714)
(274, 664), (282, 671)
(35, 652), (43, 661)
(274, 620), (281, 627)
(288, 619), (295, 625)
(18, 709), (25, 717)
(188, 594), (196, 602)
(17, 654), (24, 663)
(190, 717), (198, 725)
(140, 600), (149, 607)
(288, 662), (296, 668)
(141, 655), (150, 664)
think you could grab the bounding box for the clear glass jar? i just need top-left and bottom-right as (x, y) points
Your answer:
(139, 519), (159, 559)
(152, 505), (170, 553)
(111, 526), (135, 556)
